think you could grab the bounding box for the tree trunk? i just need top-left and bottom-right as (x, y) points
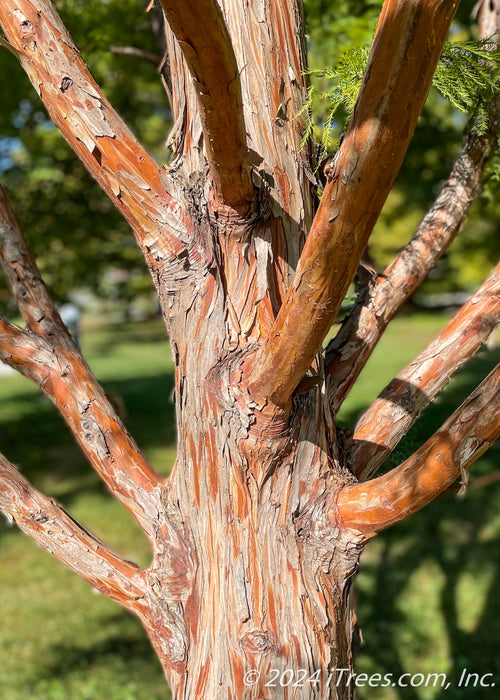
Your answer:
(1, 0), (499, 699)
(146, 362), (363, 699)
(148, 3), (364, 696)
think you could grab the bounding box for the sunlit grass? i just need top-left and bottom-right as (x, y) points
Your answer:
(0, 317), (171, 700)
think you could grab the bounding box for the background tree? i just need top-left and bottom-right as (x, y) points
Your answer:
(0, 0), (167, 313)
(0, 1), (499, 699)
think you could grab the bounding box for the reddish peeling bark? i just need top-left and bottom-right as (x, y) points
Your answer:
(350, 262), (500, 480)
(0, 0), (499, 699)
(337, 364), (500, 534)
(247, 0), (459, 407)
(325, 73), (500, 415)
(324, 0), (500, 414)
(158, 0), (255, 210)
(0, 454), (148, 611)
(0, 317), (162, 539)
(0, 0), (193, 287)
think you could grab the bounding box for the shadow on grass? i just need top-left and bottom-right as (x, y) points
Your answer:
(340, 348), (500, 699)
(36, 612), (161, 677)
(355, 476), (500, 699)
(0, 369), (175, 538)
(27, 611), (169, 699)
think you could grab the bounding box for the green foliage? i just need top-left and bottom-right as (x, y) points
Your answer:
(303, 0), (382, 66)
(301, 40), (500, 164)
(298, 47), (369, 154)
(433, 39), (500, 134)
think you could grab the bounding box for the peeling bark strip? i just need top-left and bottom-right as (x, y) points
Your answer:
(0, 0), (191, 276)
(337, 364), (500, 535)
(0, 454), (148, 610)
(247, 0), (459, 407)
(350, 262), (500, 480)
(325, 78), (500, 415)
(0, 319), (162, 541)
(158, 0), (255, 210)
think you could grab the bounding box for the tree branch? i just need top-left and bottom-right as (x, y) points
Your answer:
(0, 0), (191, 270)
(0, 453), (148, 612)
(108, 45), (162, 66)
(0, 184), (71, 339)
(0, 319), (163, 541)
(0, 184), (163, 540)
(246, 0), (459, 407)
(475, 0), (500, 38)
(325, 108), (500, 418)
(336, 364), (500, 535)
(158, 0), (254, 210)
(350, 263), (500, 479)
(325, 0), (500, 413)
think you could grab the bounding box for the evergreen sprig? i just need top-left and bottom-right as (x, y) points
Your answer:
(301, 39), (500, 165)
(433, 39), (499, 116)
(297, 47), (370, 156)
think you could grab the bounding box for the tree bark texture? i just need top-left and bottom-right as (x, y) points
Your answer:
(0, 1), (499, 699)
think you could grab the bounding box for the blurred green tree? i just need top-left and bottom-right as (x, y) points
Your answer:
(0, 0), (168, 313)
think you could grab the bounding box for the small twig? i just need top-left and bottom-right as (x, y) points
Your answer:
(109, 45), (162, 66)
(0, 34), (21, 57)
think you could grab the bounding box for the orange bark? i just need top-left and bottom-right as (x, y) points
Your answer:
(0, 318), (162, 540)
(325, 0), (500, 415)
(350, 262), (500, 479)
(325, 117), (500, 413)
(337, 365), (500, 535)
(0, 0), (190, 271)
(0, 454), (148, 611)
(158, 0), (255, 210)
(247, 0), (459, 407)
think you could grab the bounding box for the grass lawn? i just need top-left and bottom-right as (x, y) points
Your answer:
(0, 312), (499, 699)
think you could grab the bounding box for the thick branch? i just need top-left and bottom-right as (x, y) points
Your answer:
(159, 0), (254, 210)
(0, 319), (163, 540)
(0, 0), (190, 270)
(246, 0), (459, 407)
(325, 94), (500, 416)
(325, 0), (500, 413)
(476, 0), (500, 37)
(0, 453), (148, 612)
(350, 262), (500, 479)
(336, 365), (500, 535)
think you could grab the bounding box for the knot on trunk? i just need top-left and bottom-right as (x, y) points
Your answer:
(240, 629), (276, 655)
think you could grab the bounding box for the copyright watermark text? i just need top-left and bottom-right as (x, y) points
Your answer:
(243, 668), (496, 690)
